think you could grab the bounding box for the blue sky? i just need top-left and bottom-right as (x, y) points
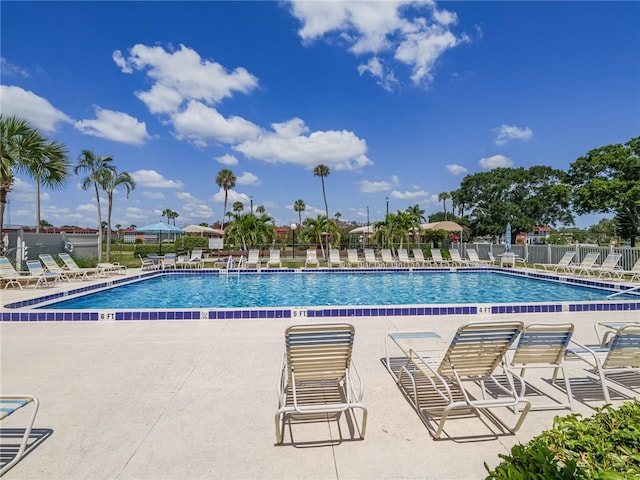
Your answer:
(2, 1), (639, 231)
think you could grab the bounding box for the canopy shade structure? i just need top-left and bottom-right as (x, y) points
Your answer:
(183, 224), (224, 236)
(420, 221), (464, 232)
(349, 225), (374, 235)
(135, 222), (185, 254)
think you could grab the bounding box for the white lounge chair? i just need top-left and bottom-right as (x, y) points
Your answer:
(275, 323), (367, 444)
(563, 252), (600, 277)
(0, 256), (33, 289)
(347, 249), (364, 268)
(534, 251), (576, 273)
(508, 323), (575, 410)
(466, 248), (491, 267)
(138, 254), (158, 271)
(385, 321), (530, 438)
(244, 249), (261, 269)
(58, 253), (103, 278)
(412, 249), (430, 267)
(430, 249), (449, 267)
(266, 249), (282, 268)
(176, 249), (204, 268)
(304, 249), (319, 268)
(364, 248), (383, 267)
(328, 249), (344, 268)
(396, 248), (415, 266)
(448, 248), (469, 266)
(26, 260), (59, 287)
(38, 253), (73, 281)
(0, 394), (40, 475)
(381, 249), (398, 267)
(589, 253), (623, 279)
(619, 257), (640, 282)
(566, 322), (640, 403)
(97, 261), (128, 275)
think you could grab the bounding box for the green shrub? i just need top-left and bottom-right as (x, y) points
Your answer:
(485, 400), (640, 479)
(175, 236), (208, 251)
(133, 244), (175, 256)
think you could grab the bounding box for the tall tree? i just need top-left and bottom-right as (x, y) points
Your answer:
(438, 192), (451, 220)
(302, 214), (330, 259)
(1, 115), (70, 237)
(99, 167), (135, 261)
(232, 201), (244, 213)
(162, 208), (173, 224)
(255, 204), (265, 214)
(75, 150), (115, 260)
(168, 210), (179, 226)
(451, 166), (573, 243)
(293, 199), (306, 225)
(215, 169), (236, 230)
(568, 136), (640, 246)
(313, 164), (330, 219)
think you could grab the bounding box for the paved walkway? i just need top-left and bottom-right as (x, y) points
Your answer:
(1, 271), (639, 479)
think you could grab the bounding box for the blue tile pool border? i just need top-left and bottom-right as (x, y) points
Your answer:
(2, 267), (639, 322)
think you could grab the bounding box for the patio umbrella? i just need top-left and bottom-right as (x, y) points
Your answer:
(135, 222), (185, 254)
(505, 222), (512, 251)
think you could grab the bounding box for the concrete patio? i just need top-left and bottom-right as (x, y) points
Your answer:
(1, 271), (639, 479)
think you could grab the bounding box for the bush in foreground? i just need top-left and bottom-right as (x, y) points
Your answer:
(485, 400), (640, 479)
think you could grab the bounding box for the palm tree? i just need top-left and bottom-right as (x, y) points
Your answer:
(302, 214), (330, 259)
(313, 164), (330, 219)
(168, 210), (179, 226)
(162, 208), (173, 224)
(28, 138), (70, 232)
(0, 115), (70, 236)
(1, 116), (33, 239)
(255, 204), (265, 215)
(99, 167), (135, 261)
(293, 199), (306, 225)
(215, 169), (236, 230)
(75, 149), (115, 260)
(232, 201), (244, 213)
(224, 211), (275, 250)
(438, 192), (451, 220)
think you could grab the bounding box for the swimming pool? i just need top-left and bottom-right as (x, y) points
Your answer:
(40, 270), (639, 309)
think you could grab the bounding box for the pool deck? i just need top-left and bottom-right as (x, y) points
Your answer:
(1, 268), (639, 479)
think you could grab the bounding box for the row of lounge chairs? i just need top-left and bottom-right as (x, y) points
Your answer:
(0, 254), (127, 289)
(276, 320), (640, 443)
(534, 251), (640, 281)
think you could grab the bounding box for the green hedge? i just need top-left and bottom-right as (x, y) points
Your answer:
(485, 400), (640, 479)
(133, 244), (176, 256)
(175, 236), (208, 251)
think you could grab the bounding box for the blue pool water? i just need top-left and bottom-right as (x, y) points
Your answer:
(44, 271), (634, 309)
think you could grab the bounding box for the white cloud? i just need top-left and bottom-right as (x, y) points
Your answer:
(493, 124), (533, 145)
(212, 188), (250, 205)
(357, 175), (399, 193)
(75, 107), (150, 145)
(141, 191), (165, 200)
(235, 118), (372, 171)
(124, 207), (149, 220)
(446, 164), (468, 175)
(0, 85), (73, 132)
(131, 170), (184, 188)
(479, 154), (513, 169)
(171, 100), (261, 145)
(216, 153), (239, 166)
(390, 189), (430, 200)
(236, 171), (260, 186)
(286, 1), (469, 89)
(1, 57), (29, 77)
(113, 43), (259, 112)
(77, 203), (98, 213)
(357, 57), (398, 92)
